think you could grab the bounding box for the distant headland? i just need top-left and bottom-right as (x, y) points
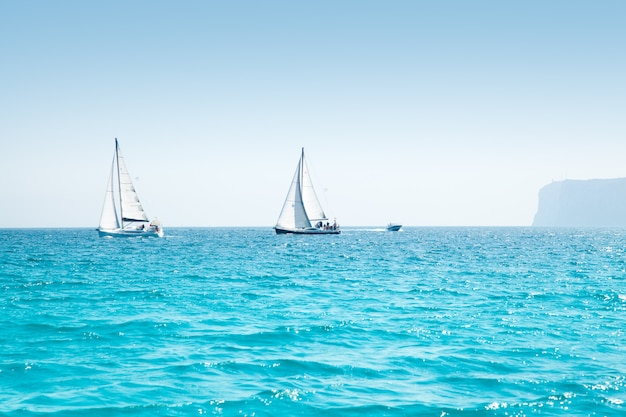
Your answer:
(533, 178), (626, 227)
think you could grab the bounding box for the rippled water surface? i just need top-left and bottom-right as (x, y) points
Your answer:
(1, 227), (625, 416)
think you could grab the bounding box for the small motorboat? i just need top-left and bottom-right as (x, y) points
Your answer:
(386, 223), (402, 231)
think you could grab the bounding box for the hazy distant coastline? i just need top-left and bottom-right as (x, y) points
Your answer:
(533, 178), (626, 227)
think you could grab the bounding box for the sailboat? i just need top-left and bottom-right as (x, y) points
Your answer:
(275, 148), (340, 235)
(97, 138), (163, 238)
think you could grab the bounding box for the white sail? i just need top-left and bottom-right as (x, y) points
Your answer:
(276, 157), (311, 229)
(299, 152), (327, 222)
(98, 157), (121, 230)
(115, 140), (149, 225)
(275, 148), (336, 234)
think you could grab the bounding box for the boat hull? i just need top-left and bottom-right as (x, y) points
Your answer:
(386, 224), (402, 231)
(275, 226), (340, 235)
(97, 228), (164, 238)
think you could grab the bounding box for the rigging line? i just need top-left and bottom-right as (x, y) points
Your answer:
(323, 187), (334, 219)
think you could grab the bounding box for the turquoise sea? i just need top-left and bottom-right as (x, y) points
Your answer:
(1, 227), (625, 416)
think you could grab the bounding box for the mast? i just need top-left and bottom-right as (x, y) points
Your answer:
(299, 147), (309, 222)
(115, 138), (124, 226)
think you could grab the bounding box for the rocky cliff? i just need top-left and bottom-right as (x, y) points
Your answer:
(533, 178), (626, 227)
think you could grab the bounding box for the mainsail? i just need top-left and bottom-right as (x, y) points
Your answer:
(115, 140), (149, 224)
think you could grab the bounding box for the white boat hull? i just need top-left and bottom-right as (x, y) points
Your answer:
(275, 226), (340, 235)
(97, 228), (164, 238)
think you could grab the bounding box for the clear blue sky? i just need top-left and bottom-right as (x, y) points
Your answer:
(1, 1), (625, 227)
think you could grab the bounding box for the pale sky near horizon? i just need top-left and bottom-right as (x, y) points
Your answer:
(1, 1), (625, 228)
